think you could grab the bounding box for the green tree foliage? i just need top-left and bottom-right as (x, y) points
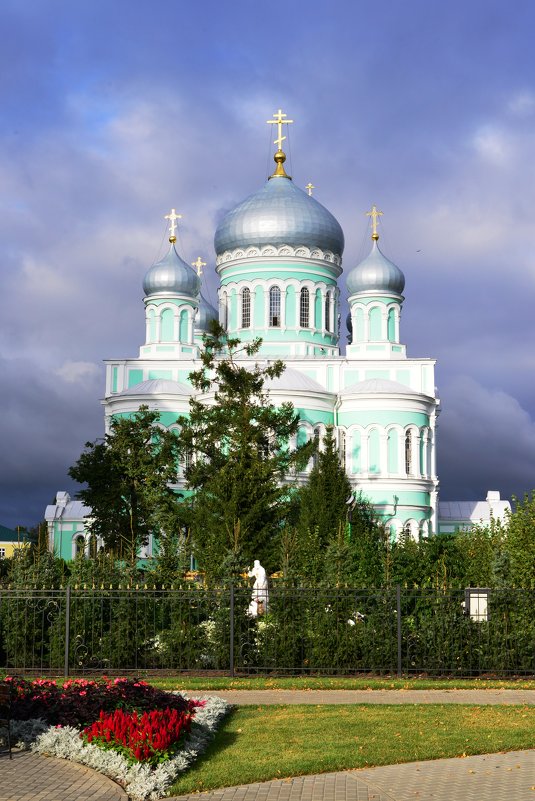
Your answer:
(285, 427), (387, 586)
(69, 406), (184, 560)
(176, 322), (311, 581)
(505, 492), (535, 586)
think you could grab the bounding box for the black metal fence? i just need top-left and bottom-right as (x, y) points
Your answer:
(0, 585), (533, 677)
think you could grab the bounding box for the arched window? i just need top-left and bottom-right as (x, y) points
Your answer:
(221, 294), (229, 329)
(312, 427), (321, 469)
(74, 535), (85, 558)
(405, 430), (412, 475)
(269, 286), (281, 327)
(241, 287), (251, 328)
(339, 430), (346, 467)
(325, 293), (331, 332)
(300, 287), (309, 328)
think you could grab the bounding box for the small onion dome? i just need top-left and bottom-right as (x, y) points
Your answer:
(143, 242), (201, 298)
(214, 175), (344, 257)
(195, 292), (218, 332)
(346, 240), (405, 295)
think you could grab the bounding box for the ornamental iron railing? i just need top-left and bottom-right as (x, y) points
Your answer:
(0, 585), (533, 677)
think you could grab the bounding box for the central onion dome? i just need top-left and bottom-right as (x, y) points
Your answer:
(214, 172), (344, 257)
(346, 239), (405, 296)
(143, 242), (201, 297)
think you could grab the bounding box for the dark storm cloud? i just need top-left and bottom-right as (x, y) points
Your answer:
(1, 0), (535, 525)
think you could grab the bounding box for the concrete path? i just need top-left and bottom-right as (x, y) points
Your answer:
(0, 748), (127, 801)
(169, 750), (535, 801)
(205, 688), (535, 705)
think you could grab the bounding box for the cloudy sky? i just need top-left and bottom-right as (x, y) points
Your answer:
(1, 0), (535, 528)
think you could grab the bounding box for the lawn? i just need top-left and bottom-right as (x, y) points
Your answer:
(167, 703), (535, 796)
(147, 675), (535, 691)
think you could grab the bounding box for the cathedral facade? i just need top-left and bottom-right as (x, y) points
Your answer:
(46, 114), (510, 560)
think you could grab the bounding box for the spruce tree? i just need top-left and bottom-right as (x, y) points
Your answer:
(177, 322), (311, 581)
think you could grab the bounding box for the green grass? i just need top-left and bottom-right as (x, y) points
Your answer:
(146, 675), (535, 691)
(168, 704), (535, 795)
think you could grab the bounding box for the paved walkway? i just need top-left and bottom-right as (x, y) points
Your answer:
(1, 691), (534, 800)
(169, 750), (535, 801)
(0, 748), (127, 801)
(206, 688), (535, 705)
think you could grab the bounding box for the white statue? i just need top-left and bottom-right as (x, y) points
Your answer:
(247, 559), (269, 617)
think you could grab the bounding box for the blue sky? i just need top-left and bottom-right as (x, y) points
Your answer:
(1, 0), (535, 527)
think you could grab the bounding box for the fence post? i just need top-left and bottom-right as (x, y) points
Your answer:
(229, 584), (235, 677)
(396, 584), (402, 678)
(64, 586), (71, 678)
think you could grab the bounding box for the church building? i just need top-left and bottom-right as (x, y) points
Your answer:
(46, 111), (510, 560)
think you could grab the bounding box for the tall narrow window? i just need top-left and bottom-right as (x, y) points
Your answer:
(269, 286), (281, 327)
(405, 431), (412, 475)
(221, 295), (229, 329)
(300, 287), (310, 328)
(325, 292), (331, 332)
(312, 427), (321, 469)
(339, 430), (346, 467)
(241, 287), (251, 328)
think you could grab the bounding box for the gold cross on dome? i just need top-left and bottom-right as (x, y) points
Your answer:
(192, 256), (206, 277)
(267, 108), (294, 152)
(366, 204), (383, 240)
(305, 182), (315, 196)
(164, 208), (182, 239)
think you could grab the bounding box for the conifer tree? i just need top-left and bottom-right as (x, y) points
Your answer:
(69, 406), (183, 560)
(177, 322), (311, 581)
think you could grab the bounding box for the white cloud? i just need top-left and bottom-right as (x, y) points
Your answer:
(472, 125), (510, 165)
(508, 90), (535, 117)
(55, 361), (101, 384)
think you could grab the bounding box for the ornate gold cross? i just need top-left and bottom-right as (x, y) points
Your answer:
(267, 108), (294, 152)
(366, 204), (383, 240)
(305, 182), (315, 196)
(164, 209), (182, 240)
(191, 256), (206, 277)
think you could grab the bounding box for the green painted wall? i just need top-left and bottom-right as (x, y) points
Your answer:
(219, 261), (339, 284)
(368, 428), (380, 473)
(148, 369), (173, 380)
(314, 290), (322, 328)
(254, 287), (264, 327)
(337, 410), (429, 427)
(286, 286), (296, 327)
(179, 310), (188, 342)
(128, 369), (144, 388)
(161, 308), (174, 341)
(296, 408), (334, 425)
(351, 429), (361, 473)
(388, 429), (398, 473)
(369, 307), (382, 340)
(387, 308), (396, 341)
(112, 367), (118, 393)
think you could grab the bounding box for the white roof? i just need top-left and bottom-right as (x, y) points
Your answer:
(438, 498), (510, 524)
(45, 499), (91, 522)
(117, 379), (192, 397)
(265, 368), (326, 394)
(342, 378), (415, 395)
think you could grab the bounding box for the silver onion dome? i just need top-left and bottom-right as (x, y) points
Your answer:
(196, 292), (218, 331)
(346, 240), (405, 295)
(214, 175), (344, 257)
(143, 243), (201, 297)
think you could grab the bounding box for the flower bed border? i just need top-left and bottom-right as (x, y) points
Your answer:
(10, 694), (230, 801)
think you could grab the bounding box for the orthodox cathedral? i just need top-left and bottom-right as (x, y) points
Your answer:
(46, 111), (509, 560)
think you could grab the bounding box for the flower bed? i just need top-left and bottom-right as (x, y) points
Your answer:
(2, 677), (229, 800)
